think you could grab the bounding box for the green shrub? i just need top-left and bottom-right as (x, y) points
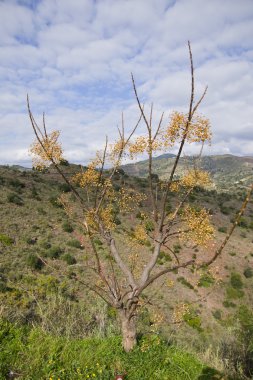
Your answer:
(223, 300), (236, 308)
(59, 183), (71, 192)
(62, 221), (74, 233)
(8, 178), (25, 190)
(63, 254), (77, 265)
(0, 234), (14, 246)
(114, 184), (121, 191)
(243, 267), (253, 278)
(218, 226), (227, 233)
(238, 217), (248, 228)
(173, 243), (181, 253)
(47, 246), (63, 259)
(230, 272), (243, 289)
(212, 310), (222, 320)
(59, 159), (70, 166)
(67, 239), (83, 249)
(145, 220), (154, 232)
(31, 186), (41, 200)
(7, 192), (24, 205)
(226, 286), (244, 300)
(198, 273), (214, 288)
(177, 276), (194, 289)
(49, 196), (63, 208)
(40, 241), (51, 249)
(184, 311), (202, 332)
(93, 238), (103, 246)
(157, 251), (172, 265)
(220, 206), (230, 215)
(26, 237), (37, 245)
(27, 254), (44, 270)
(114, 216), (121, 225)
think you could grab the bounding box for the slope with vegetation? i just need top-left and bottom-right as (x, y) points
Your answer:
(0, 161), (253, 378)
(122, 154), (253, 193)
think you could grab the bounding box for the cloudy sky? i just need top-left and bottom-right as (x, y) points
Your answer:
(0, 0), (253, 166)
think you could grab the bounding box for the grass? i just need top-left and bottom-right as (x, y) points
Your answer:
(0, 320), (225, 380)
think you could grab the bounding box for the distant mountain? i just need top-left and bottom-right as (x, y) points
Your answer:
(10, 165), (32, 172)
(122, 154), (253, 192)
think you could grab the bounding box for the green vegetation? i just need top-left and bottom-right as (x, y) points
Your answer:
(7, 192), (24, 205)
(230, 272), (243, 289)
(218, 226), (227, 233)
(177, 276), (194, 289)
(63, 253), (77, 265)
(0, 162), (252, 378)
(198, 273), (215, 288)
(0, 320), (224, 380)
(67, 239), (83, 249)
(243, 267), (253, 279)
(62, 221), (74, 233)
(0, 233), (14, 246)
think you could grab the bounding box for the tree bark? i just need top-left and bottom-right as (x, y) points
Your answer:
(119, 311), (137, 352)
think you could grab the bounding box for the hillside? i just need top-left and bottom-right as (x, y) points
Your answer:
(122, 154), (253, 193)
(0, 163), (253, 378)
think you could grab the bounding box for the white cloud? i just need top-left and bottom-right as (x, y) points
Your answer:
(0, 0), (253, 166)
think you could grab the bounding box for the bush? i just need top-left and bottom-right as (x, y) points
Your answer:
(63, 254), (77, 265)
(223, 300), (236, 308)
(238, 217), (248, 228)
(0, 234), (14, 246)
(220, 206), (230, 215)
(31, 186), (41, 200)
(198, 273), (215, 288)
(40, 241), (51, 249)
(173, 243), (181, 253)
(230, 272), (243, 289)
(26, 237), (37, 245)
(8, 178), (25, 190)
(157, 251), (172, 265)
(218, 226), (227, 233)
(212, 309), (222, 320)
(49, 196), (63, 208)
(243, 267), (253, 278)
(226, 286), (244, 300)
(59, 183), (71, 192)
(184, 311), (202, 332)
(27, 254), (44, 270)
(62, 221), (74, 233)
(177, 276), (194, 289)
(145, 220), (154, 232)
(59, 159), (70, 166)
(47, 246), (63, 259)
(67, 239), (83, 249)
(222, 306), (253, 378)
(7, 192), (24, 205)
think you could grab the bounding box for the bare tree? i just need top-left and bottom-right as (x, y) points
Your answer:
(28, 42), (253, 352)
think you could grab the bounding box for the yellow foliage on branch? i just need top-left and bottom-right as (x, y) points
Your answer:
(181, 205), (214, 246)
(30, 130), (63, 170)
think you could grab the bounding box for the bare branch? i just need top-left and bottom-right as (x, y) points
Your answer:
(137, 259), (194, 296)
(109, 237), (137, 291)
(27, 96), (87, 208)
(199, 183), (253, 268)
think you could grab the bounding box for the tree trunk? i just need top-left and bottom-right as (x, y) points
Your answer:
(120, 311), (137, 352)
